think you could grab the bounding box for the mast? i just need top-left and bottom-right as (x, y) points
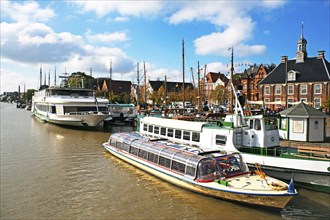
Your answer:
(54, 67), (57, 86)
(164, 75), (167, 116)
(48, 70), (50, 86)
(39, 66), (42, 89)
(229, 47), (234, 114)
(197, 62), (201, 112)
(144, 61), (147, 106)
(137, 63), (140, 108)
(109, 59), (112, 101)
(182, 38), (185, 108)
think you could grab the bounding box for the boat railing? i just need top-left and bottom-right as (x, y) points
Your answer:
(66, 111), (109, 115)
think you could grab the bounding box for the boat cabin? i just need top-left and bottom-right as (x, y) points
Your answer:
(138, 115), (280, 154)
(108, 132), (249, 182)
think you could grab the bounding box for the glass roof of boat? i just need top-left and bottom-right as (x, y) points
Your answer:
(111, 132), (205, 166)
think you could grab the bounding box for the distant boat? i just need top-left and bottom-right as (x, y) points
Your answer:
(103, 132), (297, 209)
(32, 79), (111, 127)
(108, 103), (137, 123)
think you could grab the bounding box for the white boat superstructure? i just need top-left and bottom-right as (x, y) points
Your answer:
(103, 132), (296, 209)
(32, 87), (111, 127)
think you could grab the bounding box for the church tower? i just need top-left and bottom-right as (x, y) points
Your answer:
(296, 22), (308, 63)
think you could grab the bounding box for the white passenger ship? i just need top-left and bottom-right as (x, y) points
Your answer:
(137, 114), (330, 192)
(32, 85), (111, 127)
(103, 132), (296, 209)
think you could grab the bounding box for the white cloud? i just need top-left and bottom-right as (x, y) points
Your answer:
(72, 1), (164, 18)
(167, 1), (284, 57)
(86, 30), (128, 43)
(0, 0), (55, 22)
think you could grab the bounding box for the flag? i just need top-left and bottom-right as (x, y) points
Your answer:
(287, 176), (295, 193)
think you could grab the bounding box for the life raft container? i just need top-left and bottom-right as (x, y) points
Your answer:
(268, 182), (288, 191)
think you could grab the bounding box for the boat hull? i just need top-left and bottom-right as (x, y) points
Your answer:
(33, 110), (111, 127)
(242, 153), (330, 193)
(103, 143), (295, 209)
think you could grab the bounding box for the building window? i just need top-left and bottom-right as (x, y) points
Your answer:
(288, 98), (294, 108)
(314, 98), (321, 109)
(275, 85), (281, 95)
(288, 85), (294, 95)
(264, 86), (270, 95)
(288, 71), (296, 81)
(314, 84), (321, 94)
(275, 98), (281, 108)
(301, 84), (307, 95)
(264, 98), (270, 108)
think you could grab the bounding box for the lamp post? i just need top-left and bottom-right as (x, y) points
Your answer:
(282, 56), (288, 109)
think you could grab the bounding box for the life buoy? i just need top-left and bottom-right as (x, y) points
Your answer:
(268, 182), (287, 191)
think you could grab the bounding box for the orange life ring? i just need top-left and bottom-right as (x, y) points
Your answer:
(268, 182), (287, 191)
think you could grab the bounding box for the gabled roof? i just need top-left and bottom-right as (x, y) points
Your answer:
(259, 57), (330, 84)
(97, 78), (131, 94)
(149, 80), (194, 92)
(280, 101), (328, 118)
(205, 72), (229, 85)
(242, 64), (275, 79)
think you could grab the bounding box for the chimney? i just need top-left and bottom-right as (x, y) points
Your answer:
(317, 50), (325, 59)
(281, 56), (288, 63)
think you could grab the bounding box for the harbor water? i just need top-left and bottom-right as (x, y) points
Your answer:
(1, 102), (329, 220)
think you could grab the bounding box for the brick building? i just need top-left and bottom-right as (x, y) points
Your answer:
(258, 27), (330, 111)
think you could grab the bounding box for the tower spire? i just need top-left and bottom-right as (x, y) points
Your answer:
(301, 21), (304, 39)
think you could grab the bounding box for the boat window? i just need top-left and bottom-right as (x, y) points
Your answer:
(130, 146), (139, 156)
(138, 149), (148, 160)
(175, 130), (182, 139)
(192, 132), (200, 142)
(143, 124), (148, 131)
(167, 129), (174, 137)
(159, 156), (171, 168)
(265, 118), (278, 131)
(51, 106), (56, 113)
(215, 135), (226, 145)
(197, 159), (217, 182)
(171, 161), (185, 173)
(122, 143), (130, 152)
(154, 126), (160, 134)
(148, 125), (153, 133)
(160, 127), (166, 136)
(249, 120), (253, 129)
(254, 119), (261, 130)
(183, 131), (190, 141)
(185, 166), (196, 177)
(148, 152), (159, 164)
(216, 157), (242, 176)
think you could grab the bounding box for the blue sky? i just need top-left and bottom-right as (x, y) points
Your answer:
(1, 0), (329, 93)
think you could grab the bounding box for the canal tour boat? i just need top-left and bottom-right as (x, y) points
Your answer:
(103, 132), (297, 209)
(32, 85), (111, 127)
(137, 114), (330, 193)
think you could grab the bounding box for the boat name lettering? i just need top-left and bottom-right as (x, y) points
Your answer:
(247, 195), (274, 201)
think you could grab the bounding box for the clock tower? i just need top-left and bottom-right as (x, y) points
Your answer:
(296, 22), (308, 63)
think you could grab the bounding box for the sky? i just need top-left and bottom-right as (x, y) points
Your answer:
(1, 0), (329, 93)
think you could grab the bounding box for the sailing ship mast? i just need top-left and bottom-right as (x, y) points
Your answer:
(229, 47), (234, 114)
(182, 38), (185, 108)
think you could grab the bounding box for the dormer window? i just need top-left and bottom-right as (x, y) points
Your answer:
(287, 70), (297, 81)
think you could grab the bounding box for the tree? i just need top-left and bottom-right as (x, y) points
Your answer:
(26, 89), (36, 102)
(68, 72), (96, 89)
(210, 85), (228, 105)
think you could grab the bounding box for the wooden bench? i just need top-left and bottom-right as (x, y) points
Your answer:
(295, 146), (330, 159)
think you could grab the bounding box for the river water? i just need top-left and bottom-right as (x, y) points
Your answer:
(1, 102), (329, 220)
